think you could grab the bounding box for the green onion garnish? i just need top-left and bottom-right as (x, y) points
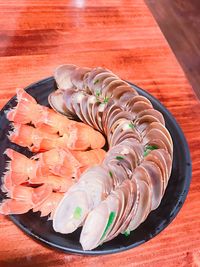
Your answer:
(94, 79), (99, 85)
(124, 229), (130, 237)
(143, 145), (158, 157)
(109, 171), (113, 178)
(128, 123), (135, 129)
(100, 211), (116, 240)
(116, 155), (124, 160)
(73, 206), (82, 219)
(96, 90), (100, 97)
(103, 97), (109, 103)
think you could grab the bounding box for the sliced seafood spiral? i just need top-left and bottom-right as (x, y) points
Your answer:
(50, 65), (173, 250)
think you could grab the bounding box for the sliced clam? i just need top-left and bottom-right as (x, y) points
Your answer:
(53, 190), (90, 234)
(137, 109), (165, 125)
(140, 161), (163, 209)
(135, 114), (162, 133)
(54, 64), (77, 89)
(126, 179), (151, 231)
(143, 127), (172, 156)
(80, 202), (109, 250)
(48, 89), (74, 118)
(70, 67), (91, 90)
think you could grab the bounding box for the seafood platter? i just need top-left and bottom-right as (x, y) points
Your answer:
(0, 65), (191, 254)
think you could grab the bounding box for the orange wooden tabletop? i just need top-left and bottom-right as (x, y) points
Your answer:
(0, 0), (200, 266)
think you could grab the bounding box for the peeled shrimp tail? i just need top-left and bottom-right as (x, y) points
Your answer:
(0, 184), (52, 215)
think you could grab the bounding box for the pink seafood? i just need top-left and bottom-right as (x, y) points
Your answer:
(7, 89), (105, 151)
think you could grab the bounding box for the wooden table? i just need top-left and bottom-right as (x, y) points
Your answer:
(0, 0), (199, 266)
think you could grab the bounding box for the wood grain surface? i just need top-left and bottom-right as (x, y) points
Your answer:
(146, 0), (200, 100)
(0, 0), (200, 266)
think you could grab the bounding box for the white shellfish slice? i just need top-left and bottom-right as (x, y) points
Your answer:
(63, 88), (77, 114)
(129, 101), (153, 115)
(70, 67), (91, 90)
(114, 131), (141, 147)
(95, 103), (107, 132)
(70, 91), (87, 122)
(53, 190), (90, 234)
(145, 149), (169, 191)
(86, 68), (111, 94)
(146, 138), (169, 152)
(103, 105), (122, 136)
(137, 109), (165, 125)
(79, 166), (114, 196)
(143, 127), (173, 156)
(118, 91), (139, 108)
(108, 111), (134, 135)
(107, 179), (137, 240)
(156, 149), (173, 178)
(54, 64), (77, 89)
(146, 122), (173, 145)
(134, 114), (162, 133)
(90, 101), (104, 131)
(140, 161), (163, 209)
(86, 95), (100, 129)
(110, 120), (140, 147)
(103, 189), (124, 241)
(48, 89), (75, 118)
(91, 72), (117, 96)
(105, 161), (129, 186)
(79, 95), (95, 127)
(126, 179), (151, 232)
(112, 85), (136, 101)
(101, 79), (127, 98)
(97, 193), (120, 245)
(126, 95), (152, 109)
(80, 202), (109, 251)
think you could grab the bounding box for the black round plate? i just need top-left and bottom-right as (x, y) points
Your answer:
(0, 77), (192, 255)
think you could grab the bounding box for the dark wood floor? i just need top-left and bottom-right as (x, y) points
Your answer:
(145, 0), (200, 100)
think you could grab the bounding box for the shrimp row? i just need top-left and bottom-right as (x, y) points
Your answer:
(0, 89), (106, 218)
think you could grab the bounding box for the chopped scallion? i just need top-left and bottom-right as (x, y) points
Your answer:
(73, 206), (82, 219)
(124, 229), (130, 237)
(100, 211), (116, 240)
(103, 97), (109, 103)
(128, 123), (135, 129)
(143, 145), (158, 157)
(116, 155), (124, 160)
(94, 79), (99, 85)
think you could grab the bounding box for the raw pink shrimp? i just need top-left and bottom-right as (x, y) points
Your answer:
(8, 122), (105, 152)
(6, 88), (73, 134)
(33, 192), (64, 218)
(72, 148), (106, 173)
(2, 148), (106, 194)
(0, 184), (52, 215)
(2, 148), (81, 193)
(6, 89), (105, 150)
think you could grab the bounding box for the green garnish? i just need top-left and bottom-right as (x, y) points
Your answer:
(73, 206), (82, 219)
(100, 211), (116, 240)
(103, 97), (109, 103)
(128, 123), (135, 129)
(116, 155), (124, 160)
(96, 90), (100, 97)
(143, 145), (158, 157)
(109, 171), (113, 178)
(124, 229), (130, 237)
(94, 79), (99, 85)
